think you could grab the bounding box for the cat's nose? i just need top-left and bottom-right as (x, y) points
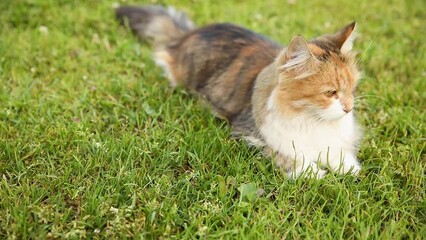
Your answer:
(343, 107), (352, 113)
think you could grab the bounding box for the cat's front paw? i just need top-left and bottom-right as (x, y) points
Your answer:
(336, 162), (361, 175)
(329, 155), (361, 175)
(287, 162), (327, 179)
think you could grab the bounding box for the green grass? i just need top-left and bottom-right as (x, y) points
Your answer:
(1, 0), (425, 239)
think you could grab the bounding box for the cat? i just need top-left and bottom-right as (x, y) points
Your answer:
(115, 5), (362, 179)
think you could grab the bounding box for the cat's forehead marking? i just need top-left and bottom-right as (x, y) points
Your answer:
(310, 39), (338, 58)
(332, 65), (343, 89)
(318, 59), (354, 92)
(335, 63), (355, 91)
(310, 39), (353, 65)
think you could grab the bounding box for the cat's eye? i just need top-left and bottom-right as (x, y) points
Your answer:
(324, 90), (337, 97)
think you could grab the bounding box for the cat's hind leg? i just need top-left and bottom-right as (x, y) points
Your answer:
(153, 50), (180, 87)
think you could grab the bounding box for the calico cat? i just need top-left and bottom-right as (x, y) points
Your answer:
(116, 5), (362, 178)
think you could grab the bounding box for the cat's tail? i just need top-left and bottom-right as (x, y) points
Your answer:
(115, 5), (195, 49)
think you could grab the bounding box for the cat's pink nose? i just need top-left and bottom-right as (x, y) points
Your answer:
(343, 108), (352, 113)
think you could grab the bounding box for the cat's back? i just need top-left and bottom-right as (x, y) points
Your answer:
(167, 23), (282, 120)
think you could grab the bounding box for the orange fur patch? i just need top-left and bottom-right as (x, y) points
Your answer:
(275, 52), (358, 117)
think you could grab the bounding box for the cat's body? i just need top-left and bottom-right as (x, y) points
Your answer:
(116, 5), (362, 178)
(163, 23), (282, 137)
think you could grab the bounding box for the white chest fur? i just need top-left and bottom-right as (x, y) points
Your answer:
(259, 111), (359, 168)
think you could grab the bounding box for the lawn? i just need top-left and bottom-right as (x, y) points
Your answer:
(0, 0), (425, 239)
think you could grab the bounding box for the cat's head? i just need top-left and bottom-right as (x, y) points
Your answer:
(273, 22), (360, 121)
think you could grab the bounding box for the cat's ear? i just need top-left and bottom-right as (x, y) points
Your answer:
(333, 22), (357, 54)
(278, 36), (314, 71)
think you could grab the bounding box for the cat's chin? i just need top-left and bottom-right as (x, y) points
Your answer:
(277, 109), (348, 122)
(314, 108), (350, 122)
(318, 112), (348, 122)
(292, 109), (348, 122)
